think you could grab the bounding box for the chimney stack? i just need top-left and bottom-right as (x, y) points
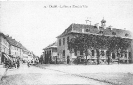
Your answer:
(95, 23), (99, 29)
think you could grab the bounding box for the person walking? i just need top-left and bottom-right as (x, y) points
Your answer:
(27, 60), (30, 67)
(16, 59), (20, 69)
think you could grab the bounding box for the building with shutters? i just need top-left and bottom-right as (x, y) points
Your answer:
(56, 19), (133, 64)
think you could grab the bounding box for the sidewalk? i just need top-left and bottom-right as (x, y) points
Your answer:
(0, 65), (6, 80)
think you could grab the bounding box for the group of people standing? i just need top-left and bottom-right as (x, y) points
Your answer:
(4, 57), (20, 69)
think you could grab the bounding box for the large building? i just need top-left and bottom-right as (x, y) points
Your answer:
(0, 32), (33, 65)
(43, 42), (57, 64)
(6, 36), (23, 59)
(0, 32), (10, 64)
(57, 19), (133, 64)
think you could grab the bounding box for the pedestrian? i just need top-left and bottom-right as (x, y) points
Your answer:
(27, 60), (30, 67)
(16, 59), (20, 69)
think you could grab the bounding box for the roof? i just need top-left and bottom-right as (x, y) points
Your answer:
(1, 32), (31, 54)
(5, 35), (29, 51)
(0, 32), (6, 39)
(43, 42), (57, 50)
(57, 23), (132, 39)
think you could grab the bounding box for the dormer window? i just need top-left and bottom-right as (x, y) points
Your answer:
(125, 33), (129, 37)
(86, 29), (90, 32)
(99, 30), (103, 34)
(112, 32), (116, 35)
(94, 26), (97, 28)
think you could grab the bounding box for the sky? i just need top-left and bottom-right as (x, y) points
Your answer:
(0, 0), (133, 56)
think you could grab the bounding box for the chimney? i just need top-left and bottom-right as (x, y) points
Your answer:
(108, 25), (112, 30)
(95, 23), (99, 29)
(82, 28), (85, 33)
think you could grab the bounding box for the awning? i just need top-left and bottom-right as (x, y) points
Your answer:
(4, 54), (13, 62)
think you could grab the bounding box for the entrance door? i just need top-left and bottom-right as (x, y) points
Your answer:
(67, 56), (70, 64)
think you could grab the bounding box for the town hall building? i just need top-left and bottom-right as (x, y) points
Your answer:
(57, 19), (133, 64)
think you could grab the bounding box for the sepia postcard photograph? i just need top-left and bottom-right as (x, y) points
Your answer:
(0, 0), (133, 85)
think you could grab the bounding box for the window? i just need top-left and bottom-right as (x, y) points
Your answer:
(59, 39), (61, 46)
(86, 29), (89, 32)
(125, 53), (127, 58)
(82, 29), (85, 33)
(129, 52), (131, 59)
(91, 50), (94, 56)
(74, 49), (77, 56)
(80, 50), (83, 55)
(94, 26), (97, 28)
(96, 50), (100, 56)
(120, 53), (124, 58)
(99, 30), (103, 34)
(63, 38), (65, 45)
(63, 50), (65, 56)
(67, 37), (69, 42)
(101, 51), (105, 56)
(125, 33), (129, 37)
(112, 53), (115, 59)
(112, 32), (116, 35)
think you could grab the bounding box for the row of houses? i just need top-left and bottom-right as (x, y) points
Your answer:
(0, 32), (37, 65)
(42, 19), (133, 65)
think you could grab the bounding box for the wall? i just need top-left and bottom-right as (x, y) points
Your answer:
(0, 36), (10, 64)
(57, 34), (75, 64)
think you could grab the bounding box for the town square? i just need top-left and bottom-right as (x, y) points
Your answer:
(0, 0), (133, 85)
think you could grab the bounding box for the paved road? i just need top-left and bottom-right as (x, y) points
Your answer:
(0, 64), (112, 85)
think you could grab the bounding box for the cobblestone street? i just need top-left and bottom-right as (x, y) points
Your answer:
(0, 64), (112, 85)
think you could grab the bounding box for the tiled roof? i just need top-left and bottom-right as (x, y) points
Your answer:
(43, 42), (57, 50)
(0, 32), (6, 39)
(57, 23), (132, 39)
(5, 35), (29, 51)
(6, 36), (18, 47)
(1, 32), (30, 53)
